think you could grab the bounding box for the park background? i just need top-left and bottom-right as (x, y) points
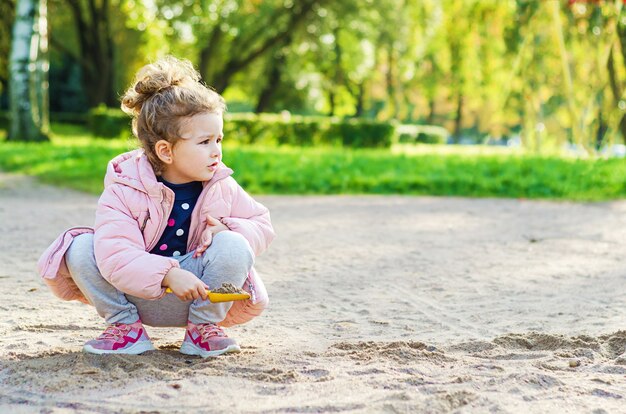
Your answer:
(2, 0), (626, 199)
(2, 1), (626, 413)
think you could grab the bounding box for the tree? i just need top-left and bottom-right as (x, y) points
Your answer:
(444, 0), (481, 142)
(608, 16), (626, 142)
(55, 0), (116, 107)
(328, 2), (382, 117)
(9, 0), (49, 141)
(150, 0), (326, 94)
(0, 0), (16, 100)
(201, 0), (322, 93)
(254, 34), (291, 113)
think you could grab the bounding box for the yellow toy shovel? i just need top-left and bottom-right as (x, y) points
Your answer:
(165, 286), (250, 303)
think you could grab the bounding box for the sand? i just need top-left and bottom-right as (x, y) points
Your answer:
(1, 171), (625, 413)
(211, 283), (248, 295)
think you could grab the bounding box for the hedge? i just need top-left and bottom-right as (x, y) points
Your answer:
(0, 111), (87, 129)
(397, 124), (449, 144)
(88, 105), (132, 139)
(86, 109), (396, 148)
(226, 113), (397, 147)
(0, 107), (448, 149)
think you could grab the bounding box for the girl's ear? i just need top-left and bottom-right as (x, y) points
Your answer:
(155, 140), (173, 164)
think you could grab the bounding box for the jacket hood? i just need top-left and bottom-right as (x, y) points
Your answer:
(104, 149), (233, 197)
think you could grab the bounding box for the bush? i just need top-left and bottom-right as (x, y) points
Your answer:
(330, 118), (396, 148)
(0, 111), (88, 132)
(84, 109), (397, 148)
(281, 116), (335, 146)
(226, 113), (338, 146)
(51, 112), (88, 124)
(226, 113), (393, 148)
(88, 105), (132, 139)
(397, 124), (449, 144)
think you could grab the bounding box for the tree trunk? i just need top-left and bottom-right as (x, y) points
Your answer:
(328, 89), (336, 116)
(404, 97), (415, 123)
(8, 0), (49, 141)
(354, 82), (364, 117)
(0, 0), (17, 96)
(255, 51), (285, 113)
(199, 25), (224, 84)
(522, 90), (536, 150)
(596, 108), (608, 150)
(606, 46), (626, 143)
(550, 0), (585, 152)
(99, 0), (116, 106)
(35, 0), (48, 128)
(453, 94), (464, 143)
(426, 97), (436, 124)
(63, 0), (116, 108)
(386, 44), (399, 119)
(344, 78), (366, 118)
(254, 30), (292, 113)
(618, 18), (626, 68)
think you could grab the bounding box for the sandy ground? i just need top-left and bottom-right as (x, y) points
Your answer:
(0, 171), (625, 413)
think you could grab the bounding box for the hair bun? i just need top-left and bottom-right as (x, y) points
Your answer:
(121, 56), (201, 115)
(134, 75), (174, 95)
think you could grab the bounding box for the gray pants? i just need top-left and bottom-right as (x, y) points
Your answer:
(65, 231), (254, 327)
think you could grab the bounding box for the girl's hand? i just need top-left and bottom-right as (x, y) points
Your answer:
(162, 268), (209, 301)
(193, 215), (229, 258)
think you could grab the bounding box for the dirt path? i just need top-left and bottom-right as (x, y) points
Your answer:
(1, 172), (625, 413)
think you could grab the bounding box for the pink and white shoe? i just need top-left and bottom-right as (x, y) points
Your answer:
(180, 321), (240, 357)
(83, 320), (155, 355)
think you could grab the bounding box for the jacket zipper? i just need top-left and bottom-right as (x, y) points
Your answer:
(147, 188), (173, 251)
(140, 210), (150, 232)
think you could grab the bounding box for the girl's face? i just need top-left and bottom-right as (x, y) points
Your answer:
(161, 112), (223, 184)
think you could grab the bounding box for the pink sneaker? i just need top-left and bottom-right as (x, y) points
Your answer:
(83, 320), (155, 355)
(180, 321), (240, 357)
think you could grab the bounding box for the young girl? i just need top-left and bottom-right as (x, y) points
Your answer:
(37, 56), (275, 357)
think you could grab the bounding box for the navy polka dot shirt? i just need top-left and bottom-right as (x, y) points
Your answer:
(150, 177), (203, 257)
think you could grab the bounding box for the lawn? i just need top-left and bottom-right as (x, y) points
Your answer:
(1, 124), (626, 200)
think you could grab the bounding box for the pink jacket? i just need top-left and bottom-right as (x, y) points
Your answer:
(37, 150), (275, 327)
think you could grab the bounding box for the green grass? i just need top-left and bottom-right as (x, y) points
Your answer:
(1, 124), (626, 200)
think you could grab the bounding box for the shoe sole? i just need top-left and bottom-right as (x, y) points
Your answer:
(83, 341), (156, 355)
(179, 342), (241, 358)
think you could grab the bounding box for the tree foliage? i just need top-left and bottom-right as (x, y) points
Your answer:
(4, 0), (626, 153)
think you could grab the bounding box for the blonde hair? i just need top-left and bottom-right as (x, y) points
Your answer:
(121, 56), (226, 174)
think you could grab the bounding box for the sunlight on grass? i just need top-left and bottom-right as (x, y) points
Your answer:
(392, 143), (523, 156)
(2, 123), (626, 201)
